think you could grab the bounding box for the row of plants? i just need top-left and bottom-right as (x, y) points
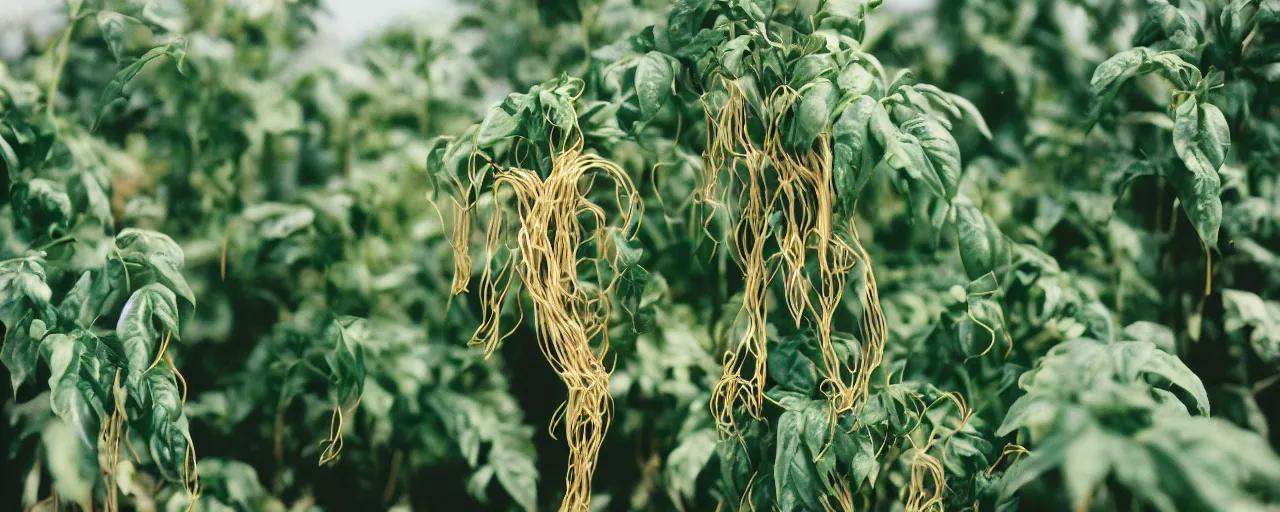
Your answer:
(1, 0), (1278, 510)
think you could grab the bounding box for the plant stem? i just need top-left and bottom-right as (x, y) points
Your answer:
(46, 4), (81, 123)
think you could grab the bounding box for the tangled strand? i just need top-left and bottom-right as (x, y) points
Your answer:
(451, 126), (641, 511)
(701, 76), (888, 435)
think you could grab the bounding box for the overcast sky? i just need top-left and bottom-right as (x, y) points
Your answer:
(2, 0), (935, 57)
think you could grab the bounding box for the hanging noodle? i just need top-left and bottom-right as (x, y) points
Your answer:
(450, 120), (641, 511)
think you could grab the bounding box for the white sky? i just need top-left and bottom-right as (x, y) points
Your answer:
(2, 0), (935, 58)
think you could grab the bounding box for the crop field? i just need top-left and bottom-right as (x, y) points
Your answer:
(1, 1), (1279, 511)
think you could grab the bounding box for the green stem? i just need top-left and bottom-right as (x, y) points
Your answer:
(45, 5), (80, 123)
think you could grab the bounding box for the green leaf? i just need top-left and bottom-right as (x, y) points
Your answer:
(788, 79), (838, 150)
(94, 38), (189, 130)
(1061, 424), (1117, 507)
(11, 178), (73, 235)
(1110, 341), (1210, 415)
(997, 393), (1060, 439)
(0, 135), (17, 177)
(537, 88), (577, 131)
(70, 172), (113, 228)
(665, 0), (712, 51)
(1121, 321), (1177, 355)
(491, 438), (538, 512)
(673, 29), (727, 59)
(955, 204), (1011, 281)
(769, 333), (818, 393)
(831, 95), (878, 217)
(1089, 47), (1154, 118)
(1171, 97), (1228, 247)
(96, 11), (141, 62)
(116, 228), (195, 309)
(476, 105), (520, 147)
(1222, 290), (1280, 368)
(40, 332), (97, 430)
(57, 272), (94, 330)
(637, 51), (678, 119)
(902, 116), (962, 201)
(774, 410), (823, 512)
(718, 36), (751, 77)
(327, 317), (367, 409)
(959, 273), (1010, 358)
(665, 428), (716, 505)
(116, 283), (180, 387)
(0, 258), (55, 392)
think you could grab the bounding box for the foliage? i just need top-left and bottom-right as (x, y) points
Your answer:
(2, 0), (1279, 511)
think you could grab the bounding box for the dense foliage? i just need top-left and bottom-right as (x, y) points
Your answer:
(2, 0), (1279, 511)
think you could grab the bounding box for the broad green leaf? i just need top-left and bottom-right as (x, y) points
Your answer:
(997, 394), (1060, 440)
(769, 333), (818, 393)
(1171, 97), (1228, 247)
(831, 95), (878, 216)
(43, 417), (98, 509)
(1112, 341), (1209, 415)
(116, 284), (180, 387)
(1061, 425), (1116, 508)
(538, 87), (577, 131)
(0, 258), (55, 391)
(774, 410), (823, 512)
(70, 172), (113, 228)
(239, 203), (315, 241)
(115, 228), (195, 308)
(11, 178), (73, 235)
(664, 0), (712, 50)
(1222, 290), (1280, 367)
(40, 332), (98, 433)
(665, 428), (716, 505)
(491, 437), (538, 511)
(476, 105), (520, 147)
(636, 51), (678, 119)
(673, 29), (727, 59)
(955, 204), (1011, 281)
(788, 79), (837, 150)
(1122, 321), (1177, 355)
(958, 273), (1009, 358)
(718, 36), (751, 77)
(1089, 47), (1154, 117)
(0, 135), (17, 176)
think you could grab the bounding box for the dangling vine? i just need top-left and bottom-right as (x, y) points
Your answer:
(700, 74), (890, 436)
(441, 77), (642, 512)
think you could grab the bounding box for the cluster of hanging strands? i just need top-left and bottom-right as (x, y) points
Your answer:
(446, 125), (642, 512)
(99, 344), (201, 512)
(698, 76), (888, 437)
(902, 392), (971, 512)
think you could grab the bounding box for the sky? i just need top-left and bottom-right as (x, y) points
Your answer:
(2, 0), (935, 58)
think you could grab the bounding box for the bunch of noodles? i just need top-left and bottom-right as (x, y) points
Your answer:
(448, 128), (641, 511)
(699, 76), (887, 437)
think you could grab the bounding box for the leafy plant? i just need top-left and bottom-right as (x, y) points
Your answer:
(3, 0), (1279, 511)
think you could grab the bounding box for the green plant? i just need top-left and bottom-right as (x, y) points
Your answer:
(2, 0), (1279, 511)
